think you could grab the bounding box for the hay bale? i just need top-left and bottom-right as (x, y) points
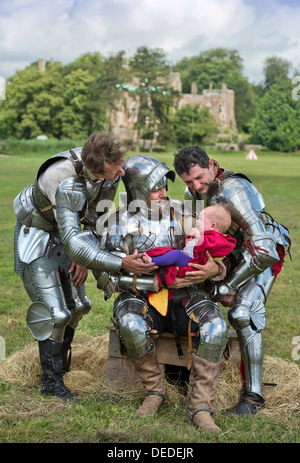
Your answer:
(0, 342), (41, 387)
(261, 356), (300, 417)
(214, 358), (243, 410)
(0, 334), (299, 417)
(0, 333), (108, 389)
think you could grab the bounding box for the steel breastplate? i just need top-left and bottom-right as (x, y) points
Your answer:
(124, 201), (186, 254)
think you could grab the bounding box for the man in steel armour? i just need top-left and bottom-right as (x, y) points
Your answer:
(13, 133), (155, 400)
(173, 145), (291, 415)
(94, 154), (230, 434)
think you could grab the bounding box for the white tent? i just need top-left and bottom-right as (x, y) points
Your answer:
(246, 149), (258, 160)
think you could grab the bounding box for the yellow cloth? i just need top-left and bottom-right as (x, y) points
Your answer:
(148, 288), (169, 316)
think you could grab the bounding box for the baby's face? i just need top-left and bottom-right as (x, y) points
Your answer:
(196, 210), (213, 233)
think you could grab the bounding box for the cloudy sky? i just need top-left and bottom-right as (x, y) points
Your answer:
(0, 0), (299, 84)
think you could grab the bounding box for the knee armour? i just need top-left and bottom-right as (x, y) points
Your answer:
(185, 293), (228, 363)
(228, 302), (252, 331)
(26, 301), (71, 343)
(113, 293), (154, 359)
(228, 269), (275, 338)
(22, 264), (72, 343)
(228, 268), (274, 335)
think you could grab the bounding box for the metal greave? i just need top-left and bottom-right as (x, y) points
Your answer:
(228, 268), (275, 395)
(22, 262), (91, 343)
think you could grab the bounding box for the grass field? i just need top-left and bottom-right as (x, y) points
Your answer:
(0, 143), (299, 444)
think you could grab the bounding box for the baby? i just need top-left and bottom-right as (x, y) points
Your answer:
(143, 205), (236, 275)
(142, 205), (236, 315)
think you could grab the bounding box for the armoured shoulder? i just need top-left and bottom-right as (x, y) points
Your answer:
(56, 176), (87, 212)
(36, 148), (83, 179)
(208, 175), (265, 230)
(223, 175), (264, 209)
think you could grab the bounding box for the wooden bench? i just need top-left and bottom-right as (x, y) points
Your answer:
(105, 325), (240, 383)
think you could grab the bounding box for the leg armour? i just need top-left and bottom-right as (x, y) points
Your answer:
(113, 293), (154, 359)
(23, 264), (71, 343)
(185, 292), (228, 363)
(228, 268), (275, 395)
(61, 276), (91, 330)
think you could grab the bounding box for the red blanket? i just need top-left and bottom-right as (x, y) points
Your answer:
(146, 230), (236, 288)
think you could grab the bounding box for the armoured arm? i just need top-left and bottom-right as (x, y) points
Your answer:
(55, 177), (123, 272)
(94, 216), (161, 299)
(210, 177), (280, 293)
(95, 268), (159, 300)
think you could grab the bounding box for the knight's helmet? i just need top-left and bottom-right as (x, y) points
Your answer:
(122, 154), (175, 203)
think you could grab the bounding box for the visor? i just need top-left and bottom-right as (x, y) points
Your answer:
(151, 176), (168, 192)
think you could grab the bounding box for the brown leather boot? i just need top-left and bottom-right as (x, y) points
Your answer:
(188, 353), (222, 434)
(130, 347), (165, 418)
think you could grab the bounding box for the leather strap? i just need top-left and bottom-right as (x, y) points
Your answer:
(170, 302), (183, 357)
(69, 149), (83, 175)
(132, 274), (139, 294)
(192, 408), (214, 419)
(31, 193), (57, 227)
(145, 391), (165, 398)
(23, 216), (32, 235)
(187, 319), (193, 371)
(159, 266), (168, 289)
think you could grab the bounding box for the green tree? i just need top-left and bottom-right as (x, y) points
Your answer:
(170, 104), (218, 146)
(65, 51), (128, 133)
(89, 51), (128, 132)
(59, 68), (94, 139)
(225, 69), (258, 133)
(0, 62), (64, 139)
(249, 79), (300, 151)
(174, 48), (255, 132)
(130, 46), (178, 149)
(0, 52), (128, 140)
(174, 48), (243, 93)
(263, 56), (292, 91)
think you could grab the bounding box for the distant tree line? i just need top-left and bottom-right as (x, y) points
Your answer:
(0, 47), (299, 151)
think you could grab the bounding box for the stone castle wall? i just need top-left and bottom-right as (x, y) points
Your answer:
(111, 72), (237, 141)
(170, 72), (237, 133)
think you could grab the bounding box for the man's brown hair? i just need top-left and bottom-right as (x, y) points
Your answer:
(81, 132), (126, 174)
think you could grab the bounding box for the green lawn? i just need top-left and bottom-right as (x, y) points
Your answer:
(0, 146), (299, 444)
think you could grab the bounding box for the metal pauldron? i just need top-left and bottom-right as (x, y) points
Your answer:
(209, 176), (290, 292)
(113, 294), (154, 359)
